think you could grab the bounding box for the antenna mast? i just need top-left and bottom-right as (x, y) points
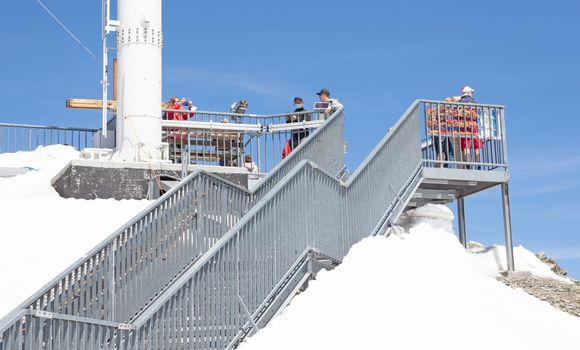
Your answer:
(101, 0), (119, 137)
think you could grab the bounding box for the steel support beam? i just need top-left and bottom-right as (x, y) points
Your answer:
(501, 183), (515, 271)
(457, 197), (467, 248)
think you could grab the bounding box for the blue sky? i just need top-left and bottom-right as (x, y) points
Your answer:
(1, 1), (579, 277)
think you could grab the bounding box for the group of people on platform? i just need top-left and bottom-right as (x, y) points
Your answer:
(429, 85), (482, 168)
(284, 88), (343, 154)
(164, 96), (197, 121)
(166, 85), (487, 174)
(163, 88), (343, 165)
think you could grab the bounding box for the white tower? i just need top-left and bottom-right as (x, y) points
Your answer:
(115, 0), (163, 162)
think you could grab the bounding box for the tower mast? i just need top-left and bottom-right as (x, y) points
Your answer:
(114, 0), (164, 162)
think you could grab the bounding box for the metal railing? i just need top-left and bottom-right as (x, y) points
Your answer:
(0, 172), (250, 324)
(112, 103), (422, 349)
(162, 109), (326, 173)
(0, 109), (345, 348)
(419, 100), (507, 170)
(0, 309), (130, 350)
(0, 123), (100, 153)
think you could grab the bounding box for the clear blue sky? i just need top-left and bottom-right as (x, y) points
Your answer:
(1, 1), (579, 277)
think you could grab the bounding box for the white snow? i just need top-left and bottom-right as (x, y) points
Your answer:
(239, 204), (580, 350)
(469, 244), (571, 283)
(401, 205), (571, 283)
(0, 146), (151, 317)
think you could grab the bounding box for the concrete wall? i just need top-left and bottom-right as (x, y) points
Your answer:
(52, 160), (248, 200)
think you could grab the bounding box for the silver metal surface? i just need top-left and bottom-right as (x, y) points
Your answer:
(457, 198), (467, 248)
(501, 183), (515, 271)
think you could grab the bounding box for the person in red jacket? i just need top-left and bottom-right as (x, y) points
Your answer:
(166, 97), (183, 121)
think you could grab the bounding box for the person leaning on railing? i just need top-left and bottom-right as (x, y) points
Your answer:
(316, 88), (343, 120)
(444, 86), (482, 168)
(165, 96), (183, 120)
(286, 97), (312, 149)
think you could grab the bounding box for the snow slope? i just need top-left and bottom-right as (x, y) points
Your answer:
(0, 146), (151, 317)
(239, 205), (580, 350)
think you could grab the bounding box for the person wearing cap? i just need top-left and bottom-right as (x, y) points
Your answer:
(444, 86), (477, 103)
(316, 88), (343, 120)
(286, 97), (312, 149)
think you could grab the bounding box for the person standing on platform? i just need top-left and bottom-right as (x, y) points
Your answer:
(445, 86), (481, 168)
(316, 88), (343, 120)
(286, 97), (312, 149)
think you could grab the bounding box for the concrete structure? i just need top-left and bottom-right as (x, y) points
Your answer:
(51, 159), (249, 200)
(114, 0), (164, 162)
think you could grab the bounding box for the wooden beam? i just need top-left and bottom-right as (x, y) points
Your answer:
(66, 98), (117, 111)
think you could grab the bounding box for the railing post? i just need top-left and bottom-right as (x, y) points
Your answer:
(500, 108), (509, 166)
(108, 242), (116, 321)
(181, 149), (188, 179)
(457, 198), (467, 248)
(501, 183), (515, 271)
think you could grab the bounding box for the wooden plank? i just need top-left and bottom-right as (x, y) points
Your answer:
(66, 98), (117, 111)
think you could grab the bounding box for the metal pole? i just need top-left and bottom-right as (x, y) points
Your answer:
(181, 149), (188, 179)
(501, 183), (515, 271)
(457, 197), (467, 248)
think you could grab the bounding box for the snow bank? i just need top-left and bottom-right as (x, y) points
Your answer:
(401, 204), (570, 283)
(0, 146), (150, 317)
(0, 145), (79, 197)
(469, 245), (571, 283)
(239, 205), (580, 350)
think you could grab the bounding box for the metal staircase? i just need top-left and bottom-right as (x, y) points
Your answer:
(0, 100), (511, 350)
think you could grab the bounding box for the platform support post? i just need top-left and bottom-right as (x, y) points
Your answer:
(501, 183), (515, 271)
(457, 197), (467, 248)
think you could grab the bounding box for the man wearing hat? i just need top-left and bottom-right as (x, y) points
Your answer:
(286, 97), (312, 149)
(316, 88), (343, 120)
(444, 86), (477, 103)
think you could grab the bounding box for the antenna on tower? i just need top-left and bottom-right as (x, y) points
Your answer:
(34, 0), (96, 58)
(101, 0), (120, 137)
